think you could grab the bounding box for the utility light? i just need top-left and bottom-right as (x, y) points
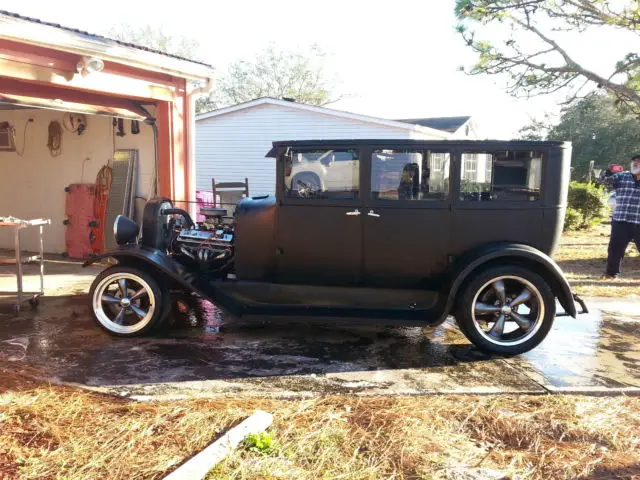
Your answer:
(77, 56), (105, 77)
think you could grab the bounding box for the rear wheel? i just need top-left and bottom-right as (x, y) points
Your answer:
(456, 266), (555, 355)
(89, 266), (169, 337)
(292, 173), (321, 197)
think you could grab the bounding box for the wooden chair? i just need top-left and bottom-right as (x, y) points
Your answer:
(212, 177), (249, 215)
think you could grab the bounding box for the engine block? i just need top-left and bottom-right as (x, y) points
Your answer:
(177, 229), (233, 246)
(173, 227), (234, 270)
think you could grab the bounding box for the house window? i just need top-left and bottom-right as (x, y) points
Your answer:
(371, 149), (450, 200)
(284, 149), (359, 199)
(460, 151), (542, 201)
(462, 154), (480, 181)
(0, 123), (15, 152)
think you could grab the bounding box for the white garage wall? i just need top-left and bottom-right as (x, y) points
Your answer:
(196, 103), (438, 197)
(0, 108), (155, 253)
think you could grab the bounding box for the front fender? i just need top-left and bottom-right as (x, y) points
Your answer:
(83, 246), (203, 296)
(442, 243), (578, 320)
(84, 246), (244, 316)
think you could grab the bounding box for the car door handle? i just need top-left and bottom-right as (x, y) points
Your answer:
(367, 210), (380, 217)
(345, 209), (361, 216)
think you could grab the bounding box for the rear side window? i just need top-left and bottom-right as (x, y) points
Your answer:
(460, 150), (542, 202)
(284, 149), (359, 200)
(371, 149), (450, 200)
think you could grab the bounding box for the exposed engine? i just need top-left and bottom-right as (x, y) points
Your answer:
(167, 207), (235, 274)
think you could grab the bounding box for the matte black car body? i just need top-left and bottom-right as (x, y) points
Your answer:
(86, 139), (587, 354)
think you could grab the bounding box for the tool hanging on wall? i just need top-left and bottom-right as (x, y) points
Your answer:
(47, 120), (63, 157)
(114, 118), (126, 137)
(62, 112), (88, 135)
(131, 120), (140, 135)
(9, 118), (33, 157)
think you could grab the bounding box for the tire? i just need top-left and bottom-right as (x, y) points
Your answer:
(291, 173), (321, 197)
(88, 265), (170, 337)
(455, 266), (556, 355)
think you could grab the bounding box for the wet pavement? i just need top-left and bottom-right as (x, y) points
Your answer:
(0, 294), (638, 400)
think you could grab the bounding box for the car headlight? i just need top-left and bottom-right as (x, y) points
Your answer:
(113, 215), (140, 245)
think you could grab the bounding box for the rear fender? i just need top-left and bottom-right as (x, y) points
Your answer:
(441, 243), (578, 321)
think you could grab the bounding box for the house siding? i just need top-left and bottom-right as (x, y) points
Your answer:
(196, 103), (440, 196)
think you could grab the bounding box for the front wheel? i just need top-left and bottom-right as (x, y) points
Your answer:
(455, 266), (556, 355)
(89, 266), (169, 337)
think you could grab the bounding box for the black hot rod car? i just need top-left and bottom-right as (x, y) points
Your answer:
(85, 139), (587, 355)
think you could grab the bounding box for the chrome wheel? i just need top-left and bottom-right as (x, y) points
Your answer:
(92, 272), (156, 335)
(471, 275), (545, 347)
(293, 175), (320, 197)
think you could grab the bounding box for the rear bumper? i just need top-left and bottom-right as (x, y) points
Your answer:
(556, 292), (589, 318)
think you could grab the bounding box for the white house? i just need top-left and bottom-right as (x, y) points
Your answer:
(195, 97), (478, 196)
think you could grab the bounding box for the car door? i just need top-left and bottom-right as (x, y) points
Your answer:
(451, 149), (545, 255)
(326, 151), (359, 192)
(276, 146), (364, 285)
(363, 147), (453, 288)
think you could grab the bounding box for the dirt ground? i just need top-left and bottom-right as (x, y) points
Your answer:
(555, 223), (640, 298)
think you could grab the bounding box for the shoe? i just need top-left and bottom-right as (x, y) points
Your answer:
(600, 273), (619, 280)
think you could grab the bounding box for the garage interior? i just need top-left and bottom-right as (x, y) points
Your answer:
(0, 99), (156, 256)
(0, 91), (164, 310)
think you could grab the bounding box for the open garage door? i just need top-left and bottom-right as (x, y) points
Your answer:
(0, 93), (149, 121)
(0, 77), (155, 123)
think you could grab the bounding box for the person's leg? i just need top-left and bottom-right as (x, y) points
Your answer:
(633, 223), (640, 253)
(605, 221), (632, 276)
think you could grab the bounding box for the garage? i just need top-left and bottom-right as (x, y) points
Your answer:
(0, 10), (215, 256)
(0, 99), (156, 254)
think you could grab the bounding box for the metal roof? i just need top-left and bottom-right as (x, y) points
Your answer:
(270, 139), (567, 147)
(266, 139), (570, 157)
(396, 116), (472, 133)
(0, 10), (215, 80)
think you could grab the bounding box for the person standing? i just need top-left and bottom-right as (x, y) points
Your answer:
(601, 155), (640, 279)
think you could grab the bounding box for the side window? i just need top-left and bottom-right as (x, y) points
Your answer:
(371, 149), (450, 200)
(284, 149), (359, 200)
(460, 151), (542, 202)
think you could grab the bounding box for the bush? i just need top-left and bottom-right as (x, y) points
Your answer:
(564, 181), (607, 231)
(243, 431), (279, 455)
(563, 207), (582, 231)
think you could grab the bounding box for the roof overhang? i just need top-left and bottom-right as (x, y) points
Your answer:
(0, 13), (215, 82)
(197, 98), (451, 139)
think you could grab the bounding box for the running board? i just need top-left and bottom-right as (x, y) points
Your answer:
(206, 281), (446, 325)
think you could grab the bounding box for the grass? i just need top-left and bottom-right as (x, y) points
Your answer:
(555, 222), (640, 298)
(1, 364), (639, 480)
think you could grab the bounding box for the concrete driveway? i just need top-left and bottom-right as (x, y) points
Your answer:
(1, 286), (638, 399)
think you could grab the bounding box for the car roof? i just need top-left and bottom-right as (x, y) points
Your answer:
(265, 139), (570, 157)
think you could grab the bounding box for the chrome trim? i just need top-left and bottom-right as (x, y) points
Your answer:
(92, 272), (155, 335)
(113, 214), (121, 243)
(470, 275), (545, 347)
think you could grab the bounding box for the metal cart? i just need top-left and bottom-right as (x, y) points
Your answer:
(0, 217), (51, 314)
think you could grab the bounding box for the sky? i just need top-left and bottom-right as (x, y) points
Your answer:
(2, 0), (634, 138)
